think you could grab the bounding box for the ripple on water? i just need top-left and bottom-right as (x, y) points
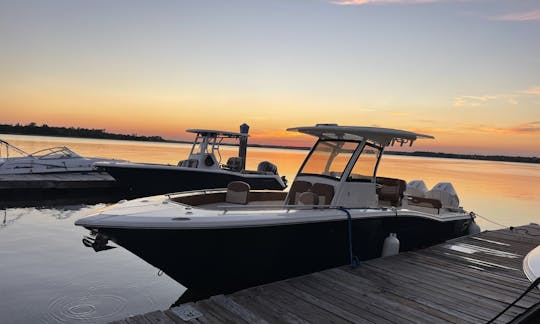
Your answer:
(46, 294), (127, 323)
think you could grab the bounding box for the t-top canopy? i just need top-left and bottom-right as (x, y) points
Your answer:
(186, 129), (248, 138)
(287, 124), (434, 147)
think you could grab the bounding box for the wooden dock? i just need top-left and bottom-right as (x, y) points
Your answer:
(113, 224), (540, 324)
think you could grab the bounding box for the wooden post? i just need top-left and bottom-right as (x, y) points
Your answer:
(239, 123), (249, 170)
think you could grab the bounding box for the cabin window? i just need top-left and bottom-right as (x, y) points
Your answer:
(347, 144), (381, 181)
(299, 140), (358, 180)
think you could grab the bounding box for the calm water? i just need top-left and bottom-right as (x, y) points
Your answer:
(1, 134), (539, 323)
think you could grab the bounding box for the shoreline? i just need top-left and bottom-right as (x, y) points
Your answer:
(1, 132), (538, 164)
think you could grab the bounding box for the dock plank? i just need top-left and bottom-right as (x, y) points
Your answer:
(123, 314), (152, 324)
(209, 295), (269, 324)
(143, 310), (178, 324)
(113, 224), (540, 324)
(292, 275), (396, 323)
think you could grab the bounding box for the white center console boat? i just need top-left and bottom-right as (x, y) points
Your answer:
(76, 124), (480, 302)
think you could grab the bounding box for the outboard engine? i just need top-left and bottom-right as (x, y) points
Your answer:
(425, 182), (460, 209)
(257, 161), (278, 175)
(406, 180), (428, 197)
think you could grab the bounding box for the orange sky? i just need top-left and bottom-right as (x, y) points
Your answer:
(1, 0), (539, 157)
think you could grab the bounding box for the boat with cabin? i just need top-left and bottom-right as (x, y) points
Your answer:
(0, 139), (116, 175)
(94, 125), (287, 198)
(0, 139), (122, 207)
(76, 124), (480, 302)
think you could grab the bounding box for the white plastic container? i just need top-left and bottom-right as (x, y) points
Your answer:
(381, 233), (400, 257)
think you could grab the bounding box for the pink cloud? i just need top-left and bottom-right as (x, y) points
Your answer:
(491, 9), (540, 21)
(454, 95), (498, 107)
(503, 121), (540, 134)
(524, 86), (540, 95)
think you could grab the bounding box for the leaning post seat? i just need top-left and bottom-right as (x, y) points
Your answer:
(376, 177), (407, 206)
(226, 181), (251, 205)
(285, 181), (312, 205)
(311, 183), (335, 205)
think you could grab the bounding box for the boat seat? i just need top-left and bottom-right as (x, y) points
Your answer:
(376, 177), (407, 207)
(312, 183), (335, 205)
(297, 191), (319, 205)
(226, 181), (250, 205)
(285, 181), (312, 205)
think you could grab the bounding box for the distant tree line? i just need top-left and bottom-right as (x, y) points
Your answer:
(386, 150), (539, 164)
(0, 123), (165, 142)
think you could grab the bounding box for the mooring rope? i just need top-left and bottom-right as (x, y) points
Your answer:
(487, 277), (540, 323)
(338, 207), (360, 269)
(470, 211), (509, 229)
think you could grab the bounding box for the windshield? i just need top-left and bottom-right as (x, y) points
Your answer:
(347, 143), (382, 182)
(299, 140), (359, 180)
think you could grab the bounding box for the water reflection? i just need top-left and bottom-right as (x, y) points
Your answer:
(1, 209), (23, 228)
(1, 205), (105, 229)
(0, 135), (539, 322)
(0, 205), (183, 324)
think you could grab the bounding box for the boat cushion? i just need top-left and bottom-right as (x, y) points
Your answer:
(312, 183), (335, 205)
(298, 191), (319, 205)
(226, 181), (250, 205)
(376, 177), (407, 206)
(285, 181), (312, 205)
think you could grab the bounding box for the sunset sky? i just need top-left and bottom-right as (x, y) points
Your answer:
(1, 0), (539, 156)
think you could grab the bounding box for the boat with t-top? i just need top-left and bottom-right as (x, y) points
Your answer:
(76, 124), (480, 302)
(94, 125), (287, 198)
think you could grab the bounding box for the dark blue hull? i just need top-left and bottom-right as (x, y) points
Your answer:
(98, 165), (286, 199)
(92, 215), (471, 302)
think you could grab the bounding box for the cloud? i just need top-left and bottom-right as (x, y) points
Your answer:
(454, 94), (519, 107)
(523, 86), (540, 95)
(452, 122), (540, 135)
(454, 95), (498, 107)
(474, 122), (540, 135)
(491, 9), (540, 21)
(504, 121), (540, 134)
(454, 84), (540, 107)
(331, 0), (440, 5)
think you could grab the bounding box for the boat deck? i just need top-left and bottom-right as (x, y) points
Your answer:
(113, 224), (540, 324)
